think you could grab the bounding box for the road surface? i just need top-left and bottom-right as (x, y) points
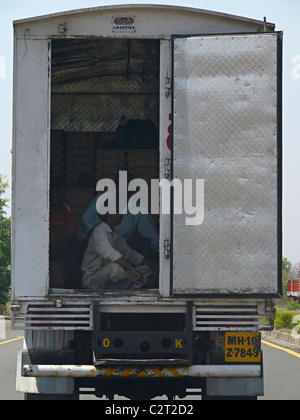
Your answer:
(0, 319), (23, 400)
(261, 340), (300, 400)
(0, 321), (300, 400)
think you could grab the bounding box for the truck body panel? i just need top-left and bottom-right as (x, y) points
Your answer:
(172, 33), (281, 296)
(12, 38), (50, 300)
(12, 5), (281, 302)
(287, 265), (300, 302)
(11, 5), (282, 399)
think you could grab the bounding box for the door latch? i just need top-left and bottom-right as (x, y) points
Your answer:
(165, 77), (171, 98)
(164, 240), (170, 259)
(164, 159), (171, 179)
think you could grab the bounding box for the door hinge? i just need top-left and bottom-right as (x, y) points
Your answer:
(58, 22), (68, 34)
(164, 240), (170, 259)
(164, 158), (171, 179)
(165, 77), (171, 98)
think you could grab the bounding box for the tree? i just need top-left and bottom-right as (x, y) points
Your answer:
(282, 257), (292, 274)
(0, 175), (11, 309)
(281, 257), (292, 303)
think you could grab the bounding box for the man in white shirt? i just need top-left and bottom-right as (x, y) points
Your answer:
(77, 171), (159, 259)
(81, 212), (157, 290)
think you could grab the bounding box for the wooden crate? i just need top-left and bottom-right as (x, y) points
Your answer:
(66, 188), (95, 230)
(66, 133), (96, 187)
(95, 149), (127, 182)
(127, 149), (159, 181)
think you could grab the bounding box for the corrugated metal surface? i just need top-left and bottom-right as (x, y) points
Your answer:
(51, 39), (159, 132)
(12, 302), (93, 331)
(172, 33), (281, 295)
(194, 301), (272, 331)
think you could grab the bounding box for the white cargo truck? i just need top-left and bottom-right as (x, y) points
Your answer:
(11, 5), (282, 400)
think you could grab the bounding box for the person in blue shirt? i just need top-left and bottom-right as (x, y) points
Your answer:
(77, 172), (159, 261)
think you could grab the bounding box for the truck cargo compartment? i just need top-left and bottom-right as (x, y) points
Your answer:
(49, 38), (160, 293)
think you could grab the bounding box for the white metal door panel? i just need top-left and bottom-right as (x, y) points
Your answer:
(159, 39), (172, 297)
(12, 38), (50, 299)
(172, 33), (282, 295)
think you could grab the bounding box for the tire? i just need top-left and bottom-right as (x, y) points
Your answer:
(202, 395), (257, 401)
(24, 392), (79, 400)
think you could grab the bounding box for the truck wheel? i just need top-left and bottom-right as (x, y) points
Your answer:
(24, 392), (79, 400)
(202, 396), (257, 400)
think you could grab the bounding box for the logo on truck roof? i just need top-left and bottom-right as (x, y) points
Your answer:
(112, 16), (136, 33)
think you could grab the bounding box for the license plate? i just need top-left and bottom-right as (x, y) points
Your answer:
(225, 332), (261, 363)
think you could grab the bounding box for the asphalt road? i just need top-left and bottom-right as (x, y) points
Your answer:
(261, 341), (300, 400)
(1, 321), (300, 400)
(0, 319), (23, 401)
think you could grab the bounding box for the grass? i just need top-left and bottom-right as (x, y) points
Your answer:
(274, 301), (300, 334)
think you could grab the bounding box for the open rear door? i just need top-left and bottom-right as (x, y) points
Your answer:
(171, 32), (282, 296)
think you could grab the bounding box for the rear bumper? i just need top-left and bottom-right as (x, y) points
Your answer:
(23, 364), (262, 379)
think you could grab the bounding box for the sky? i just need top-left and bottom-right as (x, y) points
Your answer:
(0, 0), (299, 264)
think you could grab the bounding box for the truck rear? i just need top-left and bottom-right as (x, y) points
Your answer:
(11, 5), (282, 400)
(287, 265), (300, 302)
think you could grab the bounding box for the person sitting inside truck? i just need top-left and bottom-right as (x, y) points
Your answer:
(50, 177), (82, 289)
(81, 208), (157, 291)
(77, 171), (159, 261)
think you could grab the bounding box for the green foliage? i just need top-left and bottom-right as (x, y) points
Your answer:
(0, 175), (11, 309)
(282, 257), (292, 274)
(286, 301), (300, 311)
(274, 311), (297, 330)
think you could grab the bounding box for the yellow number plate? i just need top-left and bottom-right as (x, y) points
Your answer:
(225, 333), (261, 363)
